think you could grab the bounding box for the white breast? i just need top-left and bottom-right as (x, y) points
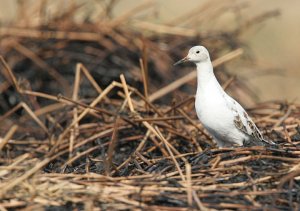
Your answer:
(195, 77), (247, 146)
(195, 82), (231, 131)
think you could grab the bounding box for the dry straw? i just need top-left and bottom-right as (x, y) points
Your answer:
(0, 0), (299, 210)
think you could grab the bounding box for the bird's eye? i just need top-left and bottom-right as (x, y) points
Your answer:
(196, 51), (200, 54)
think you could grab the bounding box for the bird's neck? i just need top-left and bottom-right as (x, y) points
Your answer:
(196, 60), (221, 90)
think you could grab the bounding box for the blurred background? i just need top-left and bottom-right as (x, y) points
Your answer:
(0, 0), (299, 111)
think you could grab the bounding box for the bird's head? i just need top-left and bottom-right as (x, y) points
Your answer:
(174, 46), (210, 66)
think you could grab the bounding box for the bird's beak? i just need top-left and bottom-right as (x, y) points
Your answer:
(173, 56), (189, 66)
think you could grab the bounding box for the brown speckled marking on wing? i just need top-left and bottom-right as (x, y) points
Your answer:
(247, 119), (264, 141)
(243, 111), (248, 119)
(234, 115), (247, 134)
(224, 90), (274, 145)
(236, 111), (274, 145)
(232, 104), (265, 142)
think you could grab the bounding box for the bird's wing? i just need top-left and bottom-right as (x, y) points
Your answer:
(223, 94), (272, 144)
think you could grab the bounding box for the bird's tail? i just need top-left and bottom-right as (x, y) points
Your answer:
(262, 138), (276, 145)
(243, 138), (276, 147)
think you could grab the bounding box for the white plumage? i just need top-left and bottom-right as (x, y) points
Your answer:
(174, 46), (273, 147)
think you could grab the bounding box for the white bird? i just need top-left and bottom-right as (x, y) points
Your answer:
(174, 46), (273, 147)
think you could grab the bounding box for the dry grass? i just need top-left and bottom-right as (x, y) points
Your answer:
(1, 0), (299, 210)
